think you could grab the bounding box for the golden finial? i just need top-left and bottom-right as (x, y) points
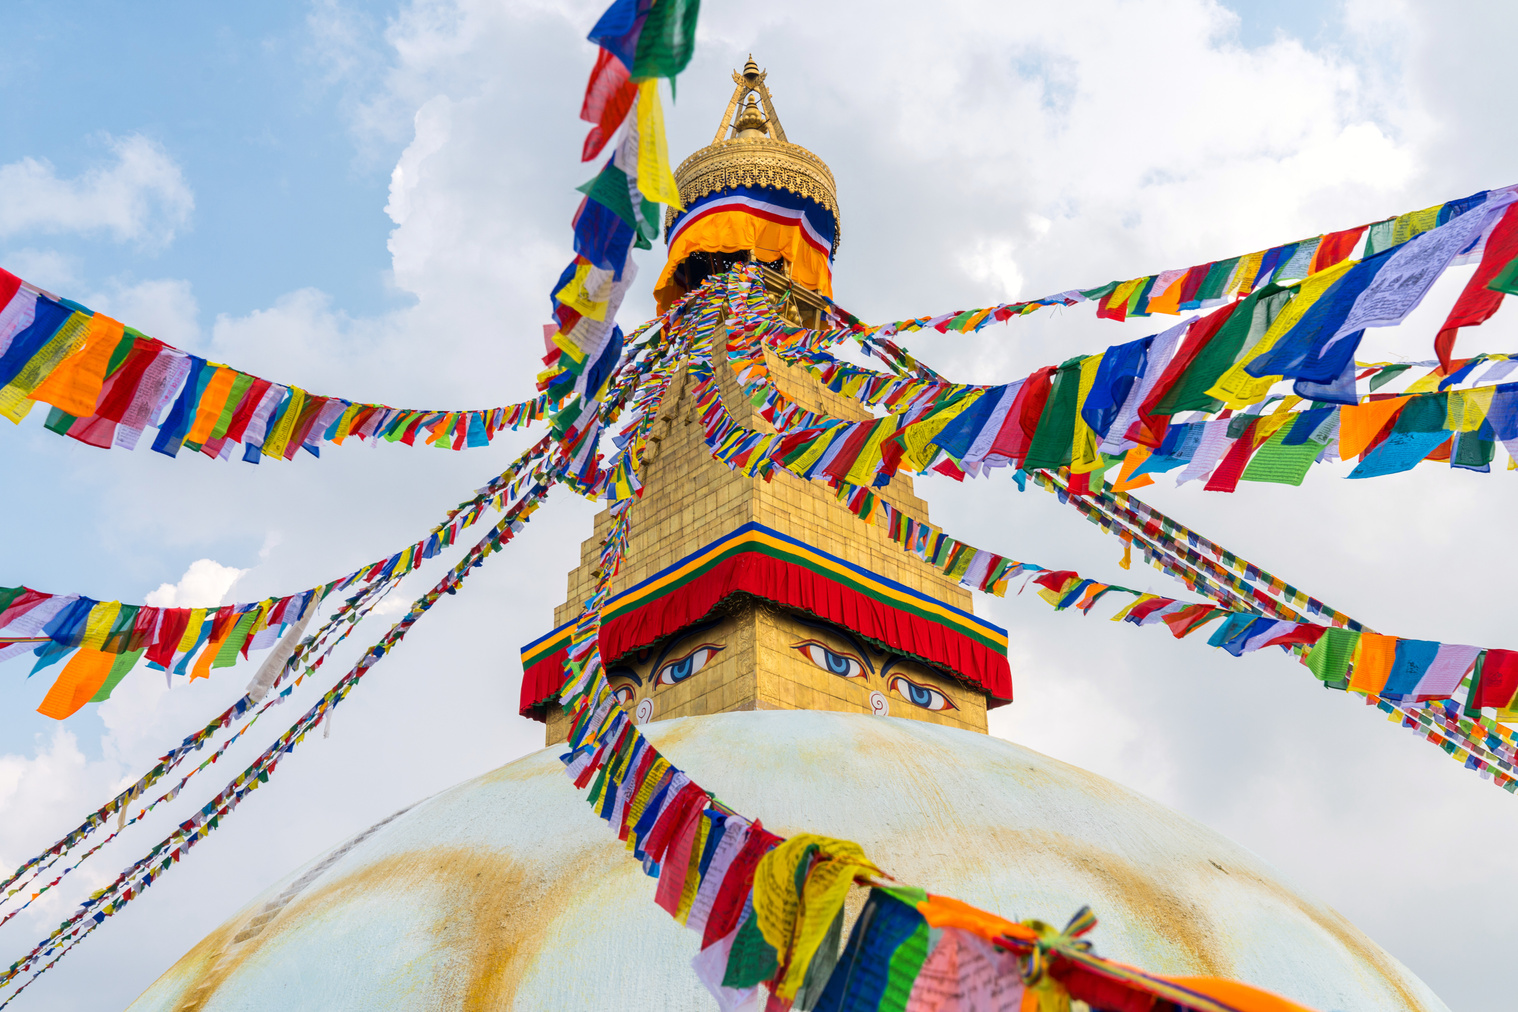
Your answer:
(742, 54), (761, 79)
(732, 94), (768, 138)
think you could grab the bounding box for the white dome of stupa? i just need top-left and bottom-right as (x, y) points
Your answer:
(126, 710), (1444, 1012)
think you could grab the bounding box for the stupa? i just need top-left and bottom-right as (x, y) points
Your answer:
(126, 61), (1448, 1012)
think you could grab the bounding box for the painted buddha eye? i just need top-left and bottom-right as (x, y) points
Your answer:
(656, 644), (723, 686)
(610, 684), (636, 706)
(888, 674), (956, 711)
(794, 640), (865, 679)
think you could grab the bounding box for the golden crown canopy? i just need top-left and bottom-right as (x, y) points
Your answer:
(667, 57), (841, 252)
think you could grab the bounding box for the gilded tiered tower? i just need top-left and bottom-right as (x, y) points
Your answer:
(525, 59), (1011, 744)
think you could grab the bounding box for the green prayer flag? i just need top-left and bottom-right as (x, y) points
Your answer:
(1368, 363), (1412, 392)
(103, 333), (137, 377)
(212, 607), (262, 669)
(91, 649), (145, 702)
(1305, 627), (1360, 683)
(210, 372), (256, 441)
(1022, 356), (1083, 470)
(631, 0), (700, 81)
(1127, 274), (1159, 317)
(1194, 257), (1240, 303)
(576, 163), (659, 246)
(1240, 427), (1320, 486)
(44, 406), (77, 435)
(882, 920), (931, 1011)
(1161, 284), (1288, 416)
(1451, 430), (1496, 470)
(1363, 219), (1396, 257)
(1078, 280), (1118, 301)
(1487, 256), (1518, 296)
(723, 908), (780, 988)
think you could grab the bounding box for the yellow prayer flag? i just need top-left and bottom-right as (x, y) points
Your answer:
(1227, 251), (1266, 296)
(1068, 355), (1105, 473)
(898, 391), (983, 472)
(844, 417), (899, 487)
(556, 265), (615, 323)
(260, 387), (306, 460)
(79, 601), (122, 652)
(176, 609), (207, 655)
(1104, 278), (1144, 314)
(1448, 386), (1496, 432)
(1402, 369), (1445, 395)
(1391, 204), (1443, 246)
(636, 80), (683, 209)
(0, 311), (92, 422)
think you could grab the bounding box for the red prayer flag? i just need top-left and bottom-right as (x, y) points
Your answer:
(580, 48), (636, 162)
(1474, 649), (1518, 709)
(1309, 225), (1367, 275)
(1435, 203), (1518, 370)
(1204, 419), (1261, 492)
(0, 268), (21, 309)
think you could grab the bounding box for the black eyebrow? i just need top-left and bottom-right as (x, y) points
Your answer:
(793, 617), (875, 674)
(606, 665), (641, 687)
(649, 619), (724, 674)
(880, 654), (950, 681)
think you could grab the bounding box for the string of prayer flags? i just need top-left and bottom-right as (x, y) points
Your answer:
(0, 270), (556, 462)
(541, 0), (699, 487)
(1, 436), (556, 720)
(0, 475), (558, 1002)
(860, 185), (1518, 353)
(1022, 467), (1518, 790)
(725, 263), (1518, 492)
(0, 575), (398, 921)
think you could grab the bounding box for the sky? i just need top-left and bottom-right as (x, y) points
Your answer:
(0, 0), (1515, 1009)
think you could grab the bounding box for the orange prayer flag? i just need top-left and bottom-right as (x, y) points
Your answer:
(1337, 397), (1409, 460)
(37, 648), (116, 720)
(1162, 976), (1317, 1012)
(27, 313), (126, 417)
(185, 367), (238, 446)
(917, 894), (1031, 945)
(1143, 273), (1188, 316)
(190, 622), (235, 681)
(1348, 632), (1397, 695)
(1111, 447), (1156, 493)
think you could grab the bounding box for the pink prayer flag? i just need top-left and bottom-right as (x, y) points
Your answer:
(1412, 643), (1481, 701)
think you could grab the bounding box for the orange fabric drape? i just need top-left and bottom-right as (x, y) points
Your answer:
(655, 209), (832, 312)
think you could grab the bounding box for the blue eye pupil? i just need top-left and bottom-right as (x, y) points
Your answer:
(668, 657), (692, 681)
(825, 651), (850, 675)
(908, 682), (932, 706)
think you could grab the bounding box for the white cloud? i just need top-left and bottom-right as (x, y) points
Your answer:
(144, 559), (247, 609)
(0, 248), (80, 292)
(86, 277), (202, 348)
(0, 134), (193, 247)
